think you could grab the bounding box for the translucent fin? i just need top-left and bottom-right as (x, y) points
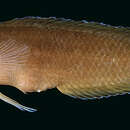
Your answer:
(0, 17), (127, 32)
(0, 92), (37, 112)
(0, 39), (30, 72)
(57, 82), (130, 100)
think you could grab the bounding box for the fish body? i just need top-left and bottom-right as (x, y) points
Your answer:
(0, 17), (130, 111)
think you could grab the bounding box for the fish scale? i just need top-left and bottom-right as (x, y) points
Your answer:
(0, 17), (129, 111)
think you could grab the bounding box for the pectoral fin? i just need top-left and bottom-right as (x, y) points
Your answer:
(0, 92), (37, 112)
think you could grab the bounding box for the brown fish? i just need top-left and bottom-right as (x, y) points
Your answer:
(0, 17), (129, 112)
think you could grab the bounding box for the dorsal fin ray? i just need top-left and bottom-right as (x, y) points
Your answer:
(0, 17), (129, 33)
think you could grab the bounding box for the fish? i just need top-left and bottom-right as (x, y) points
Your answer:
(0, 16), (129, 112)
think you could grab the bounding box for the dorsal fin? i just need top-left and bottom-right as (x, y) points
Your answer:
(0, 17), (129, 33)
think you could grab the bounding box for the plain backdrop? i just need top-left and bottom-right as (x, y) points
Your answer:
(0, 0), (130, 129)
